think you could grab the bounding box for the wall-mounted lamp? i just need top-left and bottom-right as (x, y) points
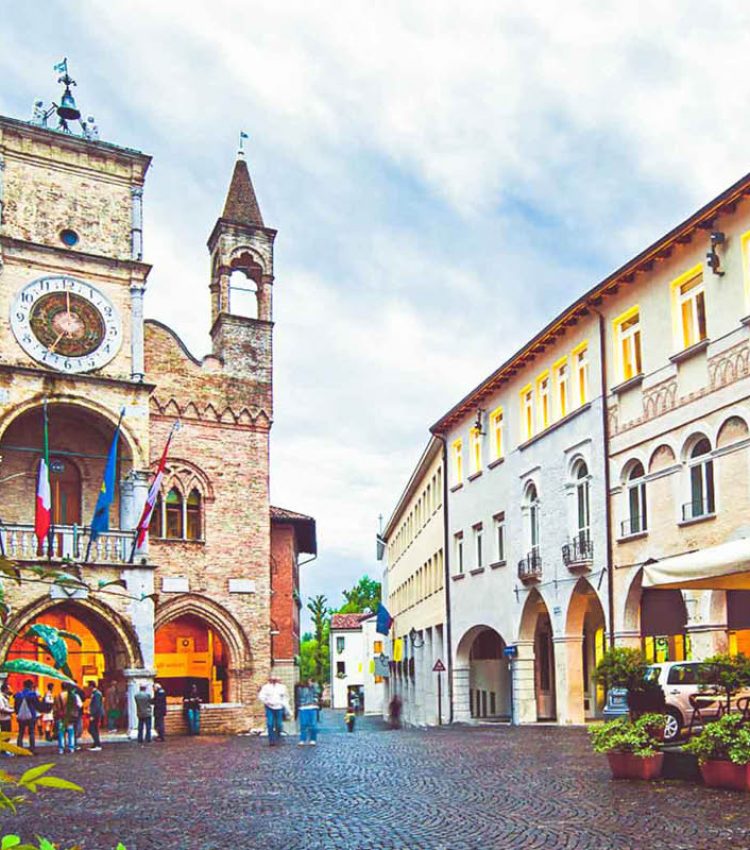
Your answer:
(408, 627), (425, 648)
(473, 408), (486, 435)
(706, 232), (725, 276)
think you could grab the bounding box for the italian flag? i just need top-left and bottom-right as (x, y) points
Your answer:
(35, 401), (51, 547)
(134, 424), (178, 550)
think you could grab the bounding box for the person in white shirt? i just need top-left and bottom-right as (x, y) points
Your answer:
(258, 676), (289, 746)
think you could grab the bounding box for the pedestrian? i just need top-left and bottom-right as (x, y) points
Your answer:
(105, 680), (121, 732)
(54, 683), (80, 755)
(14, 679), (40, 754)
(258, 675), (289, 746)
(73, 685), (85, 750)
(87, 680), (103, 752)
(153, 682), (167, 742)
(40, 683), (55, 741)
(389, 694), (402, 730)
(134, 684), (153, 744)
(0, 681), (14, 750)
(297, 677), (319, 746)
(345, 708), (356, 733)
(182, 684), (201, 736)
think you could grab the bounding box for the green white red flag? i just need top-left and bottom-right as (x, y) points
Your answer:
(34, 400), (51, 547)
(134, 423), (178, 549)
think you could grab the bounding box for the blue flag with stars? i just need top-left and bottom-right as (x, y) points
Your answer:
(376, 602), (393, 636)
(90, 413), (123, 540)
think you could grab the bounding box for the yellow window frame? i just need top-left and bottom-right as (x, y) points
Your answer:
(535, 371), (550, 431)
(612, 304), (641, 383)
(519, 383), (533, 441)
(489, 406), (504, 459)
(452, 438), (463, 484)
(669, 263), (704, 352)
(552, 355), (569, 420)
(469, 427), (482, 474)
(742, 230), (750, 307)
(571, 340), (589, 405)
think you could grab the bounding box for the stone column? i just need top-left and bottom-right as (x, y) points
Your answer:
(130, 186), (144, 261)
(121, 470), (151, 558)
(258, 274), (274, 321)
(686, 625), (729, 658)
(513, 640), (536, 725)
(554, 635), (585, 725)
(123, 667), (156, 739)
(452, 664), (471, 723)
(122, 566), (156, 672)
(130, 284), (145, 381)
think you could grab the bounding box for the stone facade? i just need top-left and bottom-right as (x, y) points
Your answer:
(0, 103), (314, 734)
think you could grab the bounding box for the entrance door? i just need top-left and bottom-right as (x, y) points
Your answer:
(50, 458), (82, 526)
(534, 614), (556, 720)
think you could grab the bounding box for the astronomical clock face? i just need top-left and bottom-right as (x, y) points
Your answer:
(11, 276), (122, 373)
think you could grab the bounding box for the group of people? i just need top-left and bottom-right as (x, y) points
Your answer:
(258, 676), (321, 746)
(0, 678), (203, 752)
(0, 678), (105, 755)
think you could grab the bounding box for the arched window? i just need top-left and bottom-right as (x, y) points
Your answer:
(228, 269), (258, 319)
(526, 483), (540, 554)
(165, 489), (183, 539)
(149, 493), (163, 538)
(625, 461), (647, 536)
(687, 438), (714, 520)
(186, 489), (202, 540)
(574, 461), (590, 542)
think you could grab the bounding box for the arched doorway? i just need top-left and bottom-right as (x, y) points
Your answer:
(154, 614), (229, 704)
(519, 591), (556, 721)
(1, 599), (143, 729)
(455, 626), (510, 721)
(641, 588), (688, 662)
(566, 578), (606, 720)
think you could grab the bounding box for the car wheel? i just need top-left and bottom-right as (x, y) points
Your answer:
(663, 709), (682, 743)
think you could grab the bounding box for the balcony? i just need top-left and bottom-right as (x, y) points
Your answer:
(620, 514), (647, 538)
(0, 523), (134, 565)
(518, 550), (542, 583)
(562, 533), (593, 571)
(681, 497), (716, 524)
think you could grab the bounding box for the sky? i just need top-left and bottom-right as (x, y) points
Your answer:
(3, 2), (750, 628)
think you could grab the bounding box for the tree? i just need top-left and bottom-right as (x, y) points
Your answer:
(337, 575), (381, 614)
(306, 595), (330, 683)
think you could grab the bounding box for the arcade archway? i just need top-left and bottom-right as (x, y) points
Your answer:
(566, 578), (606, 720)
(519, 591), (556, 721)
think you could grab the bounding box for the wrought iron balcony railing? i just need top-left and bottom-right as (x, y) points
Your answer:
(562, 533), (593, 568)
(0, 523), (134, 565)
(681, 497), (715, 522)
(620, 514), (647, 537)
(517, 550), (542, 583)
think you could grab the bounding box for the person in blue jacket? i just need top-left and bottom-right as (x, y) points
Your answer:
(14, 679), (41, 754)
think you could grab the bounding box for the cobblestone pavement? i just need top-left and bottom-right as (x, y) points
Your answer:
(7, 712), (750, 850)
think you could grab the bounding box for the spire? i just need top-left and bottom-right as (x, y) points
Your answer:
(222, 157), (264, 228)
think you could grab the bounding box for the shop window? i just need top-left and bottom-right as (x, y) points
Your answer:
(186, 489), (202, 540)
(165, 489), (183, 539)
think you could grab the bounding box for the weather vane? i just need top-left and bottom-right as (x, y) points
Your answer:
(238, 130), (249, 157)
(29, 58), (99, 140)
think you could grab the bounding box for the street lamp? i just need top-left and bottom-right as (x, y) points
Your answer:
(408, 627), (424, 649)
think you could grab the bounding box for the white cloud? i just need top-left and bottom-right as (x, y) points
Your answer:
(2, 1), (750, 621)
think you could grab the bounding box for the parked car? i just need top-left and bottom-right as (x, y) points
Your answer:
(646, 661), (749, 743)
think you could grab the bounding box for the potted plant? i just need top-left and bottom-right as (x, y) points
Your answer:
(696, 653), (750, 715)
(590, 713), (666, 780)
(684, 713), (750, 791)
(594, 648), (665, 718)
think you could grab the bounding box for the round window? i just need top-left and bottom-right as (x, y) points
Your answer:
(59, 229), (79, 247)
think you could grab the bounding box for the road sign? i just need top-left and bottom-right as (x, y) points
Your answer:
(432, 658), (446, 672)
(503, 645), (518, 659)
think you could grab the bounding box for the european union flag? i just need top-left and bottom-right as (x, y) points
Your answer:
(376, 602), (393, 636)
(90, 415), (122, 540)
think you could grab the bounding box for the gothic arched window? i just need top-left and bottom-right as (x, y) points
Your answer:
(186, 489), (202, 540)
(150, 494), (163, 538)
(165, 489), (183, 539)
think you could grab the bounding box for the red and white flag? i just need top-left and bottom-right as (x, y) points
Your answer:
(34, 401), (51, 547)
(134, 425), (177, 549)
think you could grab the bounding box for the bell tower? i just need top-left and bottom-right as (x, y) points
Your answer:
(207, 149), (276, 414)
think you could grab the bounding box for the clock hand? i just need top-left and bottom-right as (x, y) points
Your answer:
(66, 291), (70, 314)
(49, 329), (66, 354)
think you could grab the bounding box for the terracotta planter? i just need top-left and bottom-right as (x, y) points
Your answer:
(700, 760), (750, 792)
(606, 751), (664, 780)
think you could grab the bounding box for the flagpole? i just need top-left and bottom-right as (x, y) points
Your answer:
(85, 407), (125, 564)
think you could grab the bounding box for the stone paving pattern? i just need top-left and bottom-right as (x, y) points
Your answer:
(8, 713), (750, 850)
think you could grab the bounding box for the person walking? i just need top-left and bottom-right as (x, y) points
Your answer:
(297, 678), (319, 746)
(14, 679), (40, 754)
(258, 675), (289, 746)
(153, 682), (167, 742)
(134, 684), (153, 744)
(40, 683), (55, 741)
(183, 684), (201, 736)
(54, 683), (80, 755)
(0, 682), (14, 749)
(87, 681), (104, 751)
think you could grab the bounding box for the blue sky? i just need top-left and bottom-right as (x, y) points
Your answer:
(3, 2), (750, 627)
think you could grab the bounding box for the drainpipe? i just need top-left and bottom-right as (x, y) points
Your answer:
(593, 308), (616, 649)
(434, 433), (454, 723)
